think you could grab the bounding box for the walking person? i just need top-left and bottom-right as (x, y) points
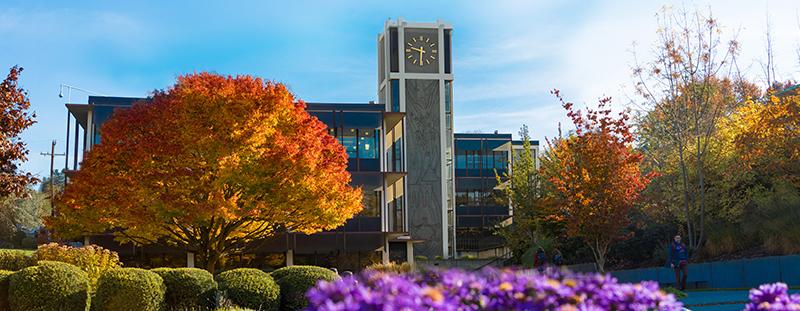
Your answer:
(552, 249), (564, 267)
(668, 234), (689, 290)
(534, 247), (547, 272)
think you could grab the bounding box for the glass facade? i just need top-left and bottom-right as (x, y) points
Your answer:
(306, 106), (386, 234)
(454, 134), (512, 254)
(310, 109), (382, 172)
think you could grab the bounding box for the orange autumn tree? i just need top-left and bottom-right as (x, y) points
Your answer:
(48, 73), (362, 272)
(542, 90), (652, 273)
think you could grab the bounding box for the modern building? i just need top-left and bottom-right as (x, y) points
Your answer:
(63, 19), (538, 269)
(453, 134), (539, 258)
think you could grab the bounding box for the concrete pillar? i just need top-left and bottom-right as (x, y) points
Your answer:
(83, 236), (90, 246)
(286, 249), (294, 266)
(406, 241), (415, 265)
(382, 243), (390, 264)
(187, 252), (195, 268)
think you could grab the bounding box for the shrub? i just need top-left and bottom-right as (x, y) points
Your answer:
(217, 268), (279, 311)
(0, 270), (13, 310)
(8, 261), (90, 311)
(152, 267), (217, 309)
(365, 262), (413, 274)
(93, 268), (165, 311)
(271, 265), (339, 311)
(0, 249), (35, 271)
(36, 243), (121, 289)
(306, 268), (684, 310)
(662, 286), (687, 299)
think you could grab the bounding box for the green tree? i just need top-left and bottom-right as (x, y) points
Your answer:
(495, 126), (556, 261)
(0, 189), (50, 247)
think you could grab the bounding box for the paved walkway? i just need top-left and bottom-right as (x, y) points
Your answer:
(681, 289), (799, 311)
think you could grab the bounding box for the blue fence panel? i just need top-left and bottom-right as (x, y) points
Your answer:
(655, 267), (675, 285)
(743, 257), (781, 288)
(779, 255), (800, 286)
(687, 262), (712, 285)
(709, 259), (745, 288)
(609, 254), (800, 289)
(612, 268), (658, 283)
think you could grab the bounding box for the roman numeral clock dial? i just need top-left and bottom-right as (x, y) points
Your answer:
(405, 35), (438, 66)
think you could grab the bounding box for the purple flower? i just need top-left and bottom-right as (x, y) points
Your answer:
(746, 282), (800, 311)
(304, 267), (683, 311)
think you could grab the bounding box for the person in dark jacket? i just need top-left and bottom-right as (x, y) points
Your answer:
(533, 248), (547, 272)
(668, 235), (689, 290)
(552, 249), (564, 267)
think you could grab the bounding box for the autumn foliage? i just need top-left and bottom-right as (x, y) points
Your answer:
(542, 90), (652, 272)
(0, 66), (38, 197)
(48, 73), (362, 271)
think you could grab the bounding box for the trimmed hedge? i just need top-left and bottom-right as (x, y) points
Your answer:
(93, 268), (165, 311)
(0, 270), (13, 311)
(217, 268), (279, 311)
(0, 249), (36, 271)
(8, 261), (90, 311)
(270, 265), (339, 311)
(152, 267), (217, 309)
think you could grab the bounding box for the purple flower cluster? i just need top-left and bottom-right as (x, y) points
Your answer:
(746, 283), (800, 310)
(305, 267), (683, 311)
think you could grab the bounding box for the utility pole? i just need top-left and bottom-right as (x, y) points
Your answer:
(41, 140), (66, 213)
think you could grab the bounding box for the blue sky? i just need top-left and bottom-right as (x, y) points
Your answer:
(2, 0), (799, 179)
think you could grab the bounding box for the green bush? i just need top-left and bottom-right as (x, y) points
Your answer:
(93, 268), (165, 311)
(0, 270), (13, 311)
(662, 286), (688, 299)
(8, 261), (90, 311)
(152, 267), (217, 309)
(217, 268), (279, 311)
(0, 249), (36, 271)
(270, 265), (339, 311)
(36, 243), (122, 290)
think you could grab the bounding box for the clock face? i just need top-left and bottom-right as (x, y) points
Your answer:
(405, 35), (438, 67)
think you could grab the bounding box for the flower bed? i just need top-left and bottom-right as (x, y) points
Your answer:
(306, 268), (683, 310)
(746, 283), (800, 310)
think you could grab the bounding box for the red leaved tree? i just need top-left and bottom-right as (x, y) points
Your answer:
(541, 90), (653, 272)
(48, 73), (362, 271)
(1, 66), (38, 197)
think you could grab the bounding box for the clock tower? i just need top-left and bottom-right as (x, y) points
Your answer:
(377, 19), (455, 259)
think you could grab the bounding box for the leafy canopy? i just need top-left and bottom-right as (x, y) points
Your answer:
(49, 73), (362, 271)
(542, 90), (652, 272)
(0, 66), (37, 197)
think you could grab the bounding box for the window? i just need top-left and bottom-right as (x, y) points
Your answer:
(390, 79), (400, 112)
(389, 196), (404, 232)
(339, 128), (358, 159)
(358, 129), (378, 159)
(444, 29), (452, 74)
(389, 28), (399, 73)
(455, 152), (467, 169)
(360, 190), (380, 217)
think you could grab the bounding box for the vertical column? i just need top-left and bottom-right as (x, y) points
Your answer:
(286, 249), (294, 266)
(187, 252), (195, 268)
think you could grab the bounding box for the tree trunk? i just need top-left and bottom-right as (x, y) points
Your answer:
(201, 249), (221, 273)
(589, 238), (608, 273)
(677, 146), (695, 249)
(696, 135), (706, 252)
